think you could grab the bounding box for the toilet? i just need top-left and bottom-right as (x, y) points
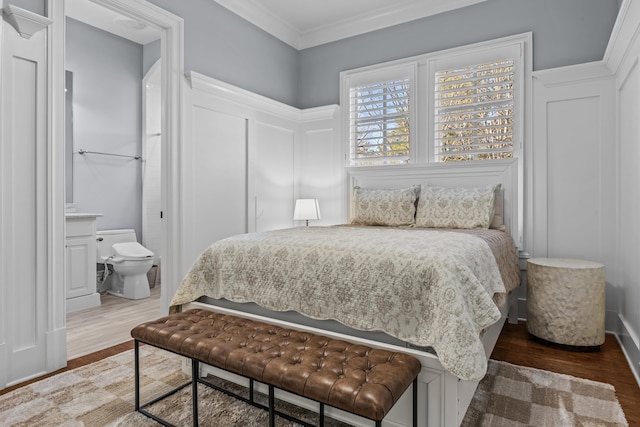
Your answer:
(96, 229), (154, 299)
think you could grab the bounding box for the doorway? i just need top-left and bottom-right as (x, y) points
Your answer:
(51, 0), (183, 359)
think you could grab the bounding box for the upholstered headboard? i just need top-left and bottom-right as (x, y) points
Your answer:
(346, 159), (521, 248)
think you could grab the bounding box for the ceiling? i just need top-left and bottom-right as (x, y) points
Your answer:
(65, 0), (161, 45)
(66, 0), (486, 49)
(213, 0), (487, 49)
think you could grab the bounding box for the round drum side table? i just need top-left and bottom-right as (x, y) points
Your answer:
(526, 258), (605, 349)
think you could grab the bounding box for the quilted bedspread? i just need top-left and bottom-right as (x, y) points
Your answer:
(169, 226), (520, 381)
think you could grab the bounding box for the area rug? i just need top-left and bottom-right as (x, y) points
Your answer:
(460, 360), (628, 427)
(0, 345), (628, 426)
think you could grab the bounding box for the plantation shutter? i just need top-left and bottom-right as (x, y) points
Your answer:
(434, 59), (514, 161)
(349, 78), (411, 166)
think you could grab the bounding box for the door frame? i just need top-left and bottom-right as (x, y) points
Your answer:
(47, 0), (184, 362)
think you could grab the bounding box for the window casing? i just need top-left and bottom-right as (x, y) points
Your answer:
(344, 64), (416, 167)
(341, 34), (528, 167)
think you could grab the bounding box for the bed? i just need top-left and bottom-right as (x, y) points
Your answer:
(173, 160), (522, 427)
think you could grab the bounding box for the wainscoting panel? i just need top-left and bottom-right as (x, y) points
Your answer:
(182, 72), (340, 276)
(297, 106), (342, 225)
(182, 100), (248, 273)
(616, 43), (640, 383)
(0, 11), (59, 387)
(532, 64), (617, 334)
(251, 122), (295, 232)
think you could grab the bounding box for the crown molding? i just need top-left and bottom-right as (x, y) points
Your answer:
(185, 70), (339, 121)
(3, 4), (53, 39)
(603, 0), (640, 76)
(212, 0), (486, 50)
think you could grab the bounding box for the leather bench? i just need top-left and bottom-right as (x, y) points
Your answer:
(131, 308), (421, 427)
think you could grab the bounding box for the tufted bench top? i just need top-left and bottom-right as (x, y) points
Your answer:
(131, 308), (422, 421)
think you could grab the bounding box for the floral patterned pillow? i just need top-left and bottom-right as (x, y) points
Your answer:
(415, 184), (496, 229)
(350, 186), (419, 226)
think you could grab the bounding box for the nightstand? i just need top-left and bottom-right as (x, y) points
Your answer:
(526, 258), (605, 350)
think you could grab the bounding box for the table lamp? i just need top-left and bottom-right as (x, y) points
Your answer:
(293, 199), (321, 226)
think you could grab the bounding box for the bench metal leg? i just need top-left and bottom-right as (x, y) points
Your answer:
(134, 340), (140, 411)
(319, 402), (325, 427)
(268, 385), (275, 427)
(413, 378), (418, 427)
(135, 344), (191, 427)
(192, 359), (199, 427)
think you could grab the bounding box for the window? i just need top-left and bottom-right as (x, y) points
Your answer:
(350, 79), (411, 165)
(341, 34), (528, 167)
(433, 59), (515, 161)
(343, 65), (416, 167)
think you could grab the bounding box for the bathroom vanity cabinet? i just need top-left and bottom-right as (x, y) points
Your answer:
(65, 213), (102, 312)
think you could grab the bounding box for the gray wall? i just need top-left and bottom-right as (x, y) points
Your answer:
(297, 0), (621, 108)
(66, 17), (144, 241)
(11, 0), (43, 15)
(143, 39), (161, 77)
(147, 0), (299, 106)
(15, 0), (620, 109)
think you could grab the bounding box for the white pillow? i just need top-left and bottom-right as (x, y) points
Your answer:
(415, 184), (496, 229)
(350, 186), (419, 226)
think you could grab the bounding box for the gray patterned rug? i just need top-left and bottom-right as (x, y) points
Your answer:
(0, 345), (628, 426)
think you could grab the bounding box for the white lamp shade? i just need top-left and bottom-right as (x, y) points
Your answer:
(293, 199), (321, 221)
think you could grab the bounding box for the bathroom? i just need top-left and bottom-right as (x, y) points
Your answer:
(64, 0), (162, 310)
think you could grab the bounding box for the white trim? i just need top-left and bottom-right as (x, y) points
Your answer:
(186, 70), (339, 123)
(186, 70), (301, 121)
(3, 4), (52, 38)
(533, 61), (614, 87)
(47, 0), (67, 373)
(212, 0), (487, 50)
(603, 0), (640, 76)
(300, 0), (487, 50)
(0, 0), (5, 389)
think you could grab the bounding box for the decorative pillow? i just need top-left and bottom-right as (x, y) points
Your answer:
(350, 186), (419, 226)
(415, 184), (496, 229)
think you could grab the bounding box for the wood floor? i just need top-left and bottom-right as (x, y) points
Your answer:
(492, 321), (640, 426)
(66, 285), (162, 359)
(4, 298), (640, 426)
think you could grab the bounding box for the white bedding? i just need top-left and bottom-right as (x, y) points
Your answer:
(170, 226), (520, 381)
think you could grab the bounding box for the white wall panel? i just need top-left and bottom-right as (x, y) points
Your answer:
(183, 103), (247, 271)
(607, 0), (640, 383)
(183, 72), (340, 276)
(252, 122), (295, 232)
(532, 64), (617, 333)
(1, 16), (53, 386)
(297, 107), (342, 225)
(546, 97), (602, 260)
(617, 57), (640, 371)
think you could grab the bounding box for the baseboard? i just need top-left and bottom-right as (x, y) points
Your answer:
(46, 327), (67, 372)
(0, 343), (6, 389)
(616, 315), (640, 387)
(66, 293), (101, 313)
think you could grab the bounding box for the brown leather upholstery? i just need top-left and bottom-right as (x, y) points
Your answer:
(131, 308), (421, 421)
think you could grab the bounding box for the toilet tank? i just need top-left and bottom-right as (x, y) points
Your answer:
(96, 229), (137, 260)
